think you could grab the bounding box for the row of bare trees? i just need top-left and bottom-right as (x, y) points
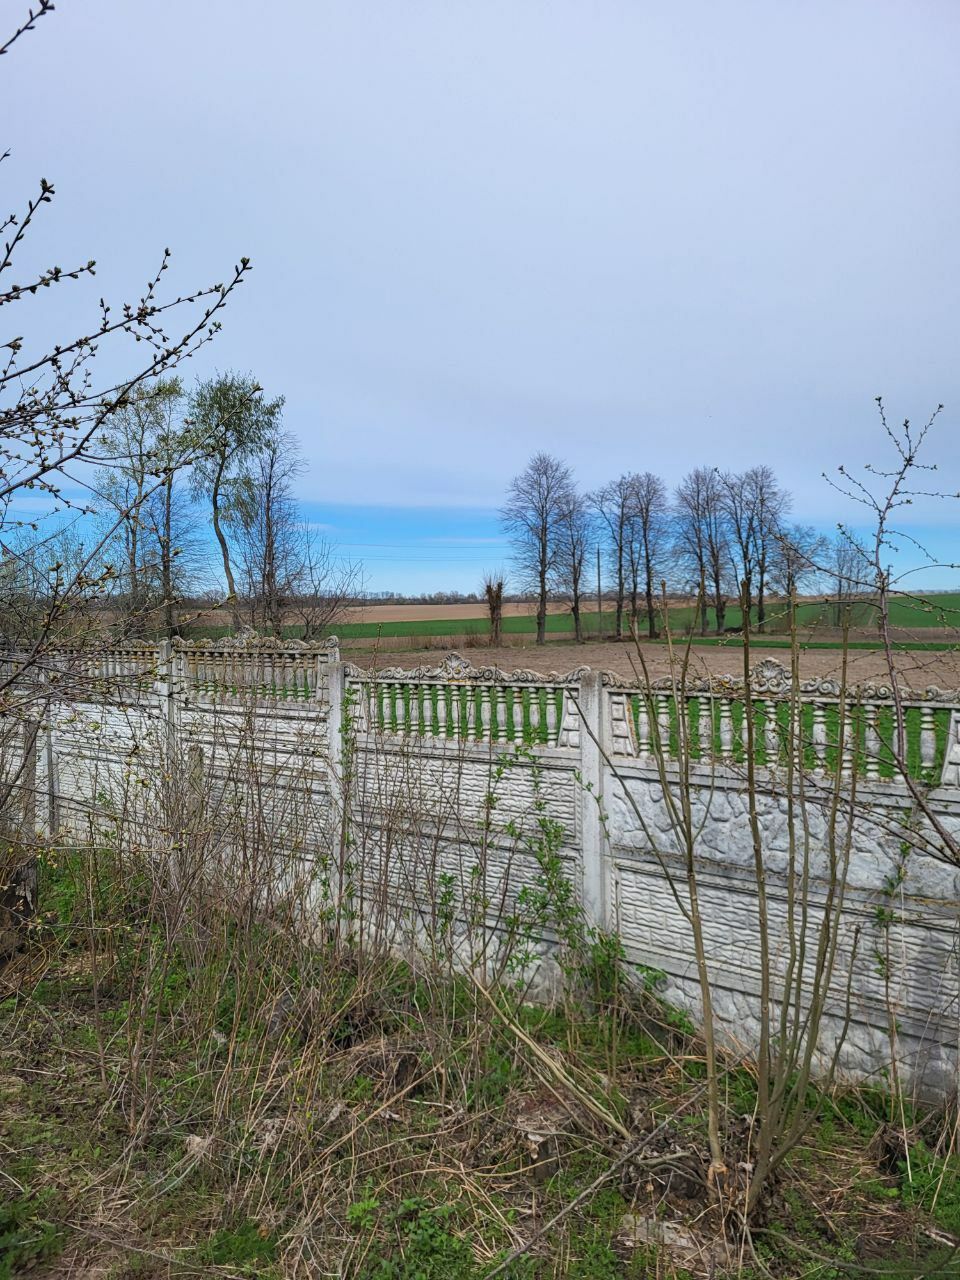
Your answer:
(502, 453), (867, 644)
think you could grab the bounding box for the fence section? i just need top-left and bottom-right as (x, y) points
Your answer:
(604, 659), (957, 784)
(178, 640), (339, 707)
(3, 646), (959, 1093)
(344, 654), (584, 749)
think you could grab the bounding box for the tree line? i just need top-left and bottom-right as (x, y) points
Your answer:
(2, 374), (356, 643)
(501, 452), (866, 645)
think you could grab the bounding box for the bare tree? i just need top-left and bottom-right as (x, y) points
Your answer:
(93, 379), (201, 638)
(289, 531), (360, 641)
(771, 523), (827, 606)
(825, 530), (869, 627)
(589, 474), (636, 640)
(231, 427), (304, 637)
(555, 489), (591, 643)
(720, 466), (790, 631)
(93, 395), (154, 633)
(501, 453), (573, 645)
(719, 469), (758, 622)
(828, 399), (960, 834)
(750, 465), (791, 632)
(629, 472), (669, 639)
(0, 526), (90, 646)
(674, 468), (730, 634)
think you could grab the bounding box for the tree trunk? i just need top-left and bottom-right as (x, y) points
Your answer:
(537, 529), (547, 645)
(486, 580), (503, 646)
(162, 472), (175, 639)
(699, 564), (709, 636)
(741, 578), (753, 633)
(757, 564), (767, 634)
(211, 459), (241, 633)
(615, 546), (625, 640)
(644, 547), (657, 639)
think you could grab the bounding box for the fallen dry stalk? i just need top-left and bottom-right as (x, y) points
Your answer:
(482, 1083), (709, 1280)
(468, 972), (631, 1141)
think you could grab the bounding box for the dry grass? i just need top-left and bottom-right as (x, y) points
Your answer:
(1, 682), (958, 1278)
(2, 824), (958, 1279)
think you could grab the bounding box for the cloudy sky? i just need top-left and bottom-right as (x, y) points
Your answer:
(4, 0), (958, 591)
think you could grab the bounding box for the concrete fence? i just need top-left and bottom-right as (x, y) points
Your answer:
(4, 641), (959, 1095)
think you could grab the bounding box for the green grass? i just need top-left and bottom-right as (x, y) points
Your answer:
(5, 867), (960, 1279)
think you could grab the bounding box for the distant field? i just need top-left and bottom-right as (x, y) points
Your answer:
(340, 593), (960, 636)
(184, 592), (960, 646)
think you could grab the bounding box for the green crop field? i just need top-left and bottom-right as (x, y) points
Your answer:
(183, 592), (960, 648)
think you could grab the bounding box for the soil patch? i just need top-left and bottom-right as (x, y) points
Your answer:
(343, 637), (960, 690)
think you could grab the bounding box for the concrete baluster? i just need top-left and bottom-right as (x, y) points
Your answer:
(811, 701), (828, 768)
(763, 700), (780, 765)
(740, 699), (752, 759)
(839, 702), (856, 777)
(544, 686), (559, 744)
(527, 687), (541, 742)
(691, 701), (706, 757)
(436, 684), (447, 737)
(920, 705), (937, 772)
(448, 685), (461, 738)
(407, 682), (418, 735)
(636, 696), (651, 757)
(656, 694), (672, 759)
(479, 685), (491, 740)
(719, 697), (733, 759)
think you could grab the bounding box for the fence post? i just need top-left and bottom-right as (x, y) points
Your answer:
(578, 670), (608, 932)
(156, 640), (178, 767)
(327, 660), (346, 817)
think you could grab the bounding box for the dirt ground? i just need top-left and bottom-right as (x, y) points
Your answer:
(338, 601), (565, 622)
(342, 636), (960, 690)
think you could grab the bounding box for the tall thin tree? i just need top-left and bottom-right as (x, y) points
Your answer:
(189, 373), (283, 633)
(674, 468), (729, 634)
(501, 453), (573, 646)
(589, 475), (636, 640)
(631, 472), (669, 639)
(556, 489), (591, 643)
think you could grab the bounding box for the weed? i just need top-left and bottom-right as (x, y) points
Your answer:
(0, 1194), (64, 1280)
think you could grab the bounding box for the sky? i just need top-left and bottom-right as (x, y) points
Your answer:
(3, 0), (959, 593)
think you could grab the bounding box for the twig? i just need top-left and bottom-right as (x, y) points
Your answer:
(482, 1084), (708, 1279)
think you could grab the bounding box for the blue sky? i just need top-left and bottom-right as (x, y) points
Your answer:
(303, 503), (509, 596)
(3, 0), (959, 592)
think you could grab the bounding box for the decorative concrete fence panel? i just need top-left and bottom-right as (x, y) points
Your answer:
(3, 643), (959, 1094)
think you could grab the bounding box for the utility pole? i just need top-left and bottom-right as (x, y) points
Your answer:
(596, 544), (602, 640)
